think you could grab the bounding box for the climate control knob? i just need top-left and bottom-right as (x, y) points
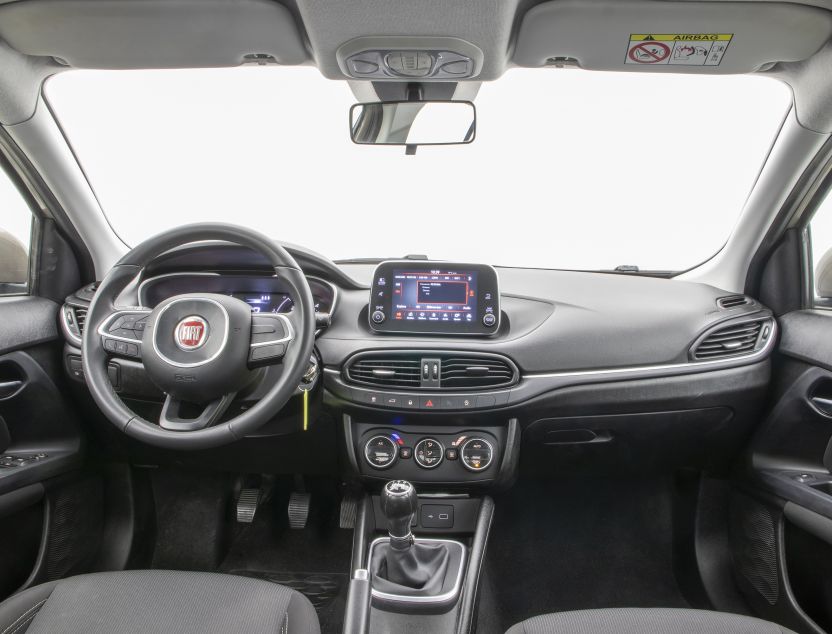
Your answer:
(460, 438), (494, 472)
(364, 435), (398, 469)
(414, 438), (444, 469)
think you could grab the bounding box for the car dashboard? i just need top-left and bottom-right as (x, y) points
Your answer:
(59, 242), (776, 484)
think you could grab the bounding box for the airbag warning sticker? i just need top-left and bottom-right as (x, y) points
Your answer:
(625, 34), (733, 66)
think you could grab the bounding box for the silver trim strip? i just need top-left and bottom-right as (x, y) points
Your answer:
(152, 298), (230, 368)
(367, 537), (466, 605)
(96, 309), (153, 345)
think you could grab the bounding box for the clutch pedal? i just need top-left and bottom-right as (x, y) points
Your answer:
(236, 488), (260, 524)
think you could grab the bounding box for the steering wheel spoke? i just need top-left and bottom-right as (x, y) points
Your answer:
(159, 392), (236, 431)
(98, 308), (152, 360)
(248, 313), (294, 366)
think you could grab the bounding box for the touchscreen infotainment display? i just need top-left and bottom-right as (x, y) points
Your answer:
(393, 269), (477, 324)
(369, 261), (500, 336)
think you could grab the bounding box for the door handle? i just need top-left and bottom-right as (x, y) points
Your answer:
(0, 380), (23, 400)
(810, 395), (832, 417)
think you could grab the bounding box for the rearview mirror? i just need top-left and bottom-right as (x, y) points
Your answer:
(349, 101), (476, 148)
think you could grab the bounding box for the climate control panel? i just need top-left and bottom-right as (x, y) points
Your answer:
(354, 425), (502, 483)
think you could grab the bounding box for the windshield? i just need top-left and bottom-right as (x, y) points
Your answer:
(45, 67), (791, 271)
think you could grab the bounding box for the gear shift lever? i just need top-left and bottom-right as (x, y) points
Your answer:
(380, 480), (418, 551)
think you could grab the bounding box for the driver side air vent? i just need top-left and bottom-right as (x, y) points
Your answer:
(62, 304), (88, 341)
(717, 295), (753, 309)
(692, 319), (770, 361)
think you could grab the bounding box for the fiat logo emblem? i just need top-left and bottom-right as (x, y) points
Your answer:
(175, 316), (208, 350)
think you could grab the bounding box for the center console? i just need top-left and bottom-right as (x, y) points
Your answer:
(336, 260), (511, 633)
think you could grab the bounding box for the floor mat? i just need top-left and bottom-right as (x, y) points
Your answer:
(230, 570), (348, 632)
(481, 477), (691, 632)
(218, 480), (353, 634)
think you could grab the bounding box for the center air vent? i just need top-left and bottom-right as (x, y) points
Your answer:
(346, 355), (422, 389)
(345, 351), (518, 390)
(692, 319), (770, 361)
(717, 295), (753, 309)
(440, 356), (515, 389)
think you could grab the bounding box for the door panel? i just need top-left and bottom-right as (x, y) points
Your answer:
(744, 309), (832, 633)
(0, 295), (85, 597)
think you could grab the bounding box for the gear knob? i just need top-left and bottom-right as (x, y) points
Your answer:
(380, 480), (417, 550)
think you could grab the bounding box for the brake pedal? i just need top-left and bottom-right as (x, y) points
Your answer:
(339, 493), (358, 529)
(288, 492), (311, 529)
(236, 488), (260, 524)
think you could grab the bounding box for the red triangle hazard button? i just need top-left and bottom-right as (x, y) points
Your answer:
(424, 399), (435, 408)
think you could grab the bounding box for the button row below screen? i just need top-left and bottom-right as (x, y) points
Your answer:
(353, 390), (507, 410)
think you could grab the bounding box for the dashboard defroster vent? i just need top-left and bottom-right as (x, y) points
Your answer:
(440, 356), (515, 389)
(346, 356), (422, 389)
(717, 295), (753, 309)
(692, 319), (768, 361)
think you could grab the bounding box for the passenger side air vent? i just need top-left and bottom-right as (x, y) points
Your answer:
(440, 356), (515, 389)
(346, 355), (422, 389)
(692, 319), (769, 361)
(717, 295), (753, 309)
(345, 351), (518, 390)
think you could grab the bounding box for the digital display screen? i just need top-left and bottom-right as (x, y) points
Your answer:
(230, 292), (293, 313)
(391, 269), (477, 324)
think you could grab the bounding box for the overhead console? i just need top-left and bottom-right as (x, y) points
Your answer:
(368, 261), (500, 336)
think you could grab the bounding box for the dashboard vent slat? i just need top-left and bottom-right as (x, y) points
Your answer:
(693, 319), (767, 361)
(440, 356), (515, 389)
(75, 307), (88, 334)
(346, 357), (422, 388)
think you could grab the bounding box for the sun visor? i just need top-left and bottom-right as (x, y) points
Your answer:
(0, 0), (308, 69)
(513, 0), (832, 74)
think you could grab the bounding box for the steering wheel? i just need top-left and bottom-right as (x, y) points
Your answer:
(82, 223), (316, 450)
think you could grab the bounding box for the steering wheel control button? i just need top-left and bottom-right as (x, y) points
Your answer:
(482, 313), (497, 327)
(460, 438), (494, 472)
(414, 438), (444, 469)
(249, 343), (286, 362)
(365, 435), (398, 469)
(371, 310), (386, 324)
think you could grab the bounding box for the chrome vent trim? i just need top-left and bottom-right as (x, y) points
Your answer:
(717, 295), (753, 309)
(344, 351), (519, 390)
(692, 318), (770, 361)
